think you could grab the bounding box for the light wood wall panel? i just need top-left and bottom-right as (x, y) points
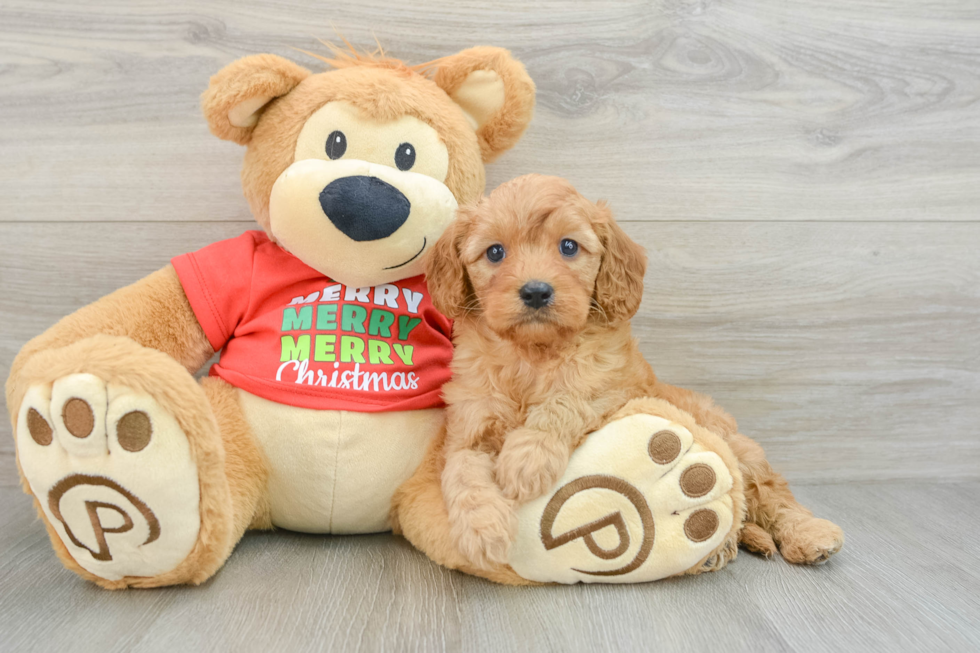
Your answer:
(1, 0), (978, 222)
(1, 0), (978, 487)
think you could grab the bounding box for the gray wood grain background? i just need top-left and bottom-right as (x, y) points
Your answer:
(1, 2), (978, 651)
(1, 0), (977, 485)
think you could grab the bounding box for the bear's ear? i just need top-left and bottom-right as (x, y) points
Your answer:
(202, 54), (311, 145)
(431, 46), (535, 162)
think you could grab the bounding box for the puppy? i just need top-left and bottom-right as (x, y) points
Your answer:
(425, 174), (844, 569)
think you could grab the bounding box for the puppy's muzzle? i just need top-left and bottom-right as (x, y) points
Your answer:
(319, 176), (411, 242)
(520, 281), (554, 310)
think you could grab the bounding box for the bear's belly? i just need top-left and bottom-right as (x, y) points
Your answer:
(237, 389), (442, 534)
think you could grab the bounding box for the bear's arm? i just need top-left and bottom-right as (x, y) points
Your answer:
(6, 265), (213, 397)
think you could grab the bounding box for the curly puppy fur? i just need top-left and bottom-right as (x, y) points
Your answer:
(425, 174), (844, 570)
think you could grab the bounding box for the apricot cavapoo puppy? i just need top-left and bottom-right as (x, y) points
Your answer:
(424, 174), (844, 569)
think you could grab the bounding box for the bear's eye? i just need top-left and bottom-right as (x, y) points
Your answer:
(486, 244), (505, 263)
(560, 239), (579, 257)
(326, 131), (347, 159)
(395, 143), (416, 171)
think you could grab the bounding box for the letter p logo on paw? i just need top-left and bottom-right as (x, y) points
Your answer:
(540, 475), (654, 577)
(48, 474), (160, 563)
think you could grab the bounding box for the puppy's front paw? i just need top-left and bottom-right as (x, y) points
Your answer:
(495, 429), (570, 504)
(451, 496), (517, 570)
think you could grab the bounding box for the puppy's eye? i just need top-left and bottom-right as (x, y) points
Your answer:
(326, 131), (347, 159)
(395, 142), (416, 171)
(560, 238), (579, 257)
(486, 244), (506, 263)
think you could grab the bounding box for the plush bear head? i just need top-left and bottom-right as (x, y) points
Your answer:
(202, 45), (535, 288)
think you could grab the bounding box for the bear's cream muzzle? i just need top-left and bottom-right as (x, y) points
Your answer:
(269, 158), (458, 288)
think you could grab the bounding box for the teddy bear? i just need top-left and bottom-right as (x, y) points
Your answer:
(5, 44), (536, 588)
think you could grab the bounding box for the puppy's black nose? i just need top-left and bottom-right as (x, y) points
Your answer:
(319, 176), (411, 242)
(520, 281), (554, 309)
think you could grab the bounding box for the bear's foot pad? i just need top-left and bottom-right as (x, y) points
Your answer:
(509, 414), (735, 583)
(17, 374), (200, 581)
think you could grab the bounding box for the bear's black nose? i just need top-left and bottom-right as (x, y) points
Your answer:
(520, 281), (554, 309)
(319, 176), (411, 242)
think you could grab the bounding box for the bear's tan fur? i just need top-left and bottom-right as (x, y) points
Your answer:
(6, 44), (536, 588)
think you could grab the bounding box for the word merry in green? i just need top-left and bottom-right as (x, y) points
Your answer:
(281, 304), (421, 341)
(280, 335), (415, 366)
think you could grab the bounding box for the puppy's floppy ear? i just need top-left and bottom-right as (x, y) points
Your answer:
(431, 47), (535, 163)
(202, 54), (310, 145)
(593, 202), (647, 323)
(424, 207), (475, 319)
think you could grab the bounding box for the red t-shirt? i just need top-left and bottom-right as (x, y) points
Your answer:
(172, 231), (453, 412)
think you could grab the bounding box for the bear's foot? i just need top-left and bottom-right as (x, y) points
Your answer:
(17, 373), (201, 583)
(508, 412), (740, 583)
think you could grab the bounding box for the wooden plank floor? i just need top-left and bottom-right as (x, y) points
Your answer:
(1, 1), (979, 651)
(2, 483), (979, 652)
